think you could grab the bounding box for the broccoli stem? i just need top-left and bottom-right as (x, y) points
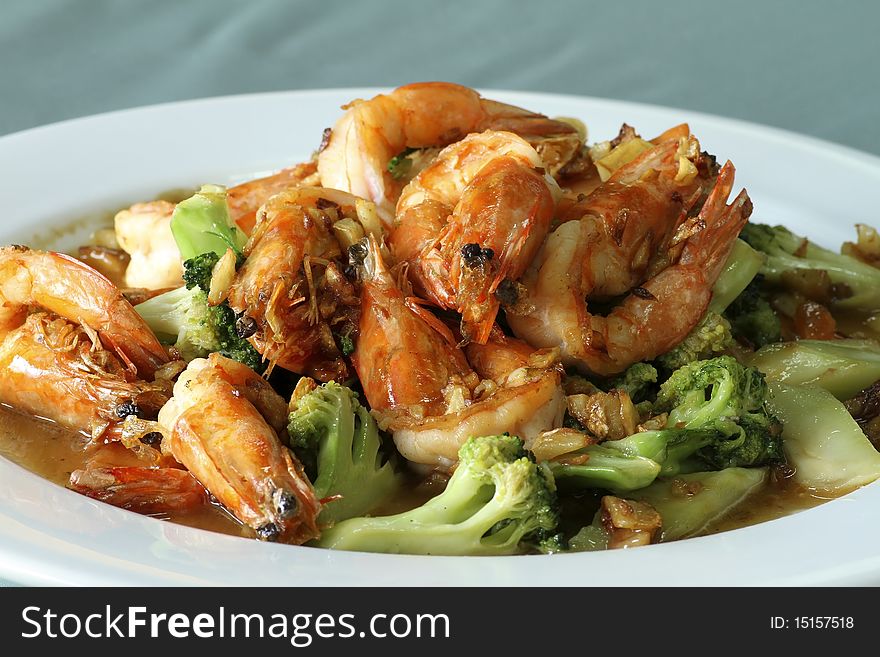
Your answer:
(551, 444), (662, 493)
(628, 468), (768, 541)
(750, 339), (880, 401)
(767, 382), (880, 492)
(709, 239), (766, 313)
(314, 435), (559, 555)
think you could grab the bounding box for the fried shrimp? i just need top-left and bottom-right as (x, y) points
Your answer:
(227, 161), (320, 235)
(352, 237), (564, 468)
(0, 246), (172, 438)
(158, 354), (320, 543)
(0, 313), (172, 440)
(226, 187), (364, 381)
(0, 246), (170, 378)
(389, 130), (558, 343)
(508, 138), (751, 376)
(114, 201), (183, 290)
(69, 466), (209, 514)
(317, 82), (580, 217)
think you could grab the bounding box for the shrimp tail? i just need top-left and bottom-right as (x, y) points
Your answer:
(680, 162), (753, 279)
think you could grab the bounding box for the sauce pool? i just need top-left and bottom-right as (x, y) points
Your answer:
(0, 403), (837, 544)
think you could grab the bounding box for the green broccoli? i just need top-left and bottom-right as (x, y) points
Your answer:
(181, 252), (221, 291)
(708, 238), (767, 313)
(723, 277), (782, 348)
(550, 425), (731, 492)
(607, 362), (658, 402)
(135, 258), (264, 371)
(655, 311), (734, 372)
(314, 435), (559, 555)
(133, 285), (217, 361)
(550, 442), (663, 493)
(740, 222), (880, 309)
(170, 184), (248, 261)
(653, 355), (784, 470)
(565, 467), (768, 551)
(750, 338), (880, 401)
(553, 356), (783, 493)
(288, 382), (401, 525)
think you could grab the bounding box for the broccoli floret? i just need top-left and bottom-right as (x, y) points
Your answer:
(170, 184), (248, 261)
(207, 302), (264, 372)
(135, 259), (263, 371)
(723, 277), (782, 348)
(182, 252), (220, 292)
(288, 382), (401, 525)
(741, 222), (880, 309)
(133, 286), (217, 362)
(607, 362), (658, 402)
(553, 356), (783, 493)
(333, 329), (356, 357)
(314, 435), (559, 555)
(654, 355), (783, 470)
(655, 311), (734, 372)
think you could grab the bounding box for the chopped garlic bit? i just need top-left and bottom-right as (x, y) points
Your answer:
(207, 247), (237, 306)
(592, 137), (654, 182)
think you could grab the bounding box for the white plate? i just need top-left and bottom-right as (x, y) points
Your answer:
(2, 89), (880, 586)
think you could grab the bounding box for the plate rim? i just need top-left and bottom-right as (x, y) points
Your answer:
(2, 87), (880, 587)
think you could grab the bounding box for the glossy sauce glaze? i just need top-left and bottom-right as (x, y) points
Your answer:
(0, 404), (251, 539)
(0, 404), (834, 543)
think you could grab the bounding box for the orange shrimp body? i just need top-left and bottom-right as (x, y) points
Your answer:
(318, 82), (579, 217)
(509, 136), (752, 376)
(226, 187), (361, 381)
(228, 161), (319, 235)
(0, 246), (172, 438)
(158, 354), (320, 543)
(69, 466), (209, 514)
(0, 314), (172, 440)
(0, 246), (169, 378)
(353, 237), (564, 468)
(390, 131), (558, 343)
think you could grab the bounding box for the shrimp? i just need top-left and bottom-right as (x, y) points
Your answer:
(317, 82), (580, 217)
(158, 354), (320, 543)
(353, 236), (564, 468)
(507, 138), (751, 376)
(0, 246), (170, 378)
(114, 201), (183, 290)
(69, 466), (209, 514)
(227, 161), (319, 235)
(389, 131), (558, 343)
(226, 187), (363, 381)
(0, 313), (172, 440)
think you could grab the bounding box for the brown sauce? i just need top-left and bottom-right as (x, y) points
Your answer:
(0, 402), (838, 544)
(0, 199), (864, 549)
(0, 404), (250, 539)
(704, 473), (832, 535)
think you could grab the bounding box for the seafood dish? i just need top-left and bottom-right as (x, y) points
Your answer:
(3, 82), (880, 556)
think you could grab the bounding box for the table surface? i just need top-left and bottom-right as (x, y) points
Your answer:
(3, 0), (880, 155)
(1, 0), (878, 586)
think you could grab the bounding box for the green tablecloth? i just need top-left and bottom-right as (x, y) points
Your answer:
(3, 0), (879, 154)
